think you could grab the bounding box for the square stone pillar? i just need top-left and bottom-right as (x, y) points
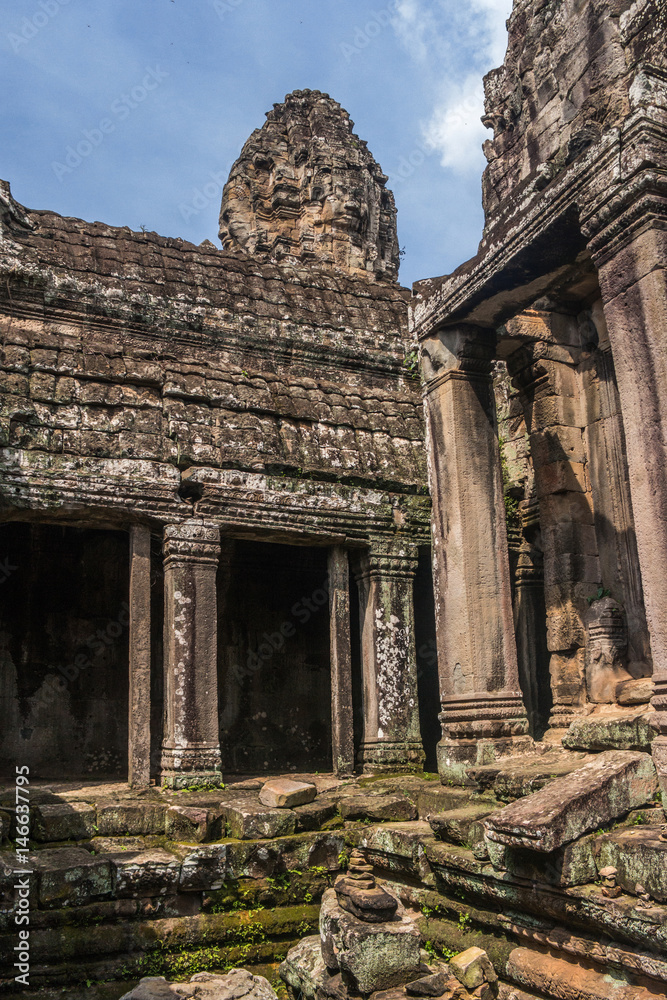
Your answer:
(328, 546), (355, 776)
(421, 325), (529, 783)
(128, 524), (151, 787)
(354, 538), (424, 772)
(587, 190), (667, 802)
(507, 339), (594, 730)
(160, 520), (223, 789)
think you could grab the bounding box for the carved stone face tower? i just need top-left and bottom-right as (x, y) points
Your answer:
(219, 89), (399, 281)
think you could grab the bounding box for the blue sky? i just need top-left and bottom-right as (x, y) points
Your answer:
(0, 0), (512, 287)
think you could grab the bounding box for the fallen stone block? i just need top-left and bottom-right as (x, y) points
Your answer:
(358, 821), (435, 882)
(32, 801), (96, 842)
(96, 801), (167, 837)
(562, 711), (656, 752)
(416, 786), (474, 819)
(260, 777), (317, 808)
(594, 825), (667, 901)
(293, 799), (338, 832)
(506, 946), (657, 1000)
(224, 831), (344, 879)
(360, 821), (433, 861)
(120, 968), (278, 1000)
(428, 804), (492, 847)
(617, 677), (654, 706)
(405, 970), (453, 996)
(223, 799), (297, 840)
(29, 847), (112, 908)
(110, 849), (181, 898)
(279, 934), (330, 1000)
(484, 751), (657, 852)
(485, 832), (598, 887)
(470, 753), (593, 801)
(339, 794), (417, 822)
(227, 779), (264, 791)
(165, 804), (213, 842)
(178, 845), (228, 891)
(449, 946), (497, 989)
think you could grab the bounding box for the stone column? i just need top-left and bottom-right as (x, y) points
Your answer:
(160, 520), (223, 788)
(421, 325), (528, 782)
(354, 538), (423, 771)
(507, 337), (596, 730)
(513, 527), (550, 737)
(586, 184), (667, 801)
(328, 546), (355, 776)
(128, 524), (151, 787)
(584, 333), (652, 674)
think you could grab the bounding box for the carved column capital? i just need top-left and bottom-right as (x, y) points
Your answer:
(163, 521), (221, 567)
(583, 171), (667, 264)
(421, 325), (496, 394)
(356, 537), (419, 583)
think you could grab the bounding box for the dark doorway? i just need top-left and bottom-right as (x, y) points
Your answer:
(217, 540), (331, 773)
(0, 523), (129, 779)
(414, 546), (440, 773)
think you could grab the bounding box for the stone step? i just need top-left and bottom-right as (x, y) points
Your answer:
(593, 823), (667, 901)
(506, 947), (659, 1000)
(562, 710), (656, 752)
(466, 752), (595, 801)
(339, 794), (417, 822)
(428, 805), (494, 848)
(484, 751), (658, 853)
(415, 786), (483, 819)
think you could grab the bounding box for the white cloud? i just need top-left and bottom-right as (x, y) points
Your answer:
(423, 76), (487, 174)
(390, 0), (513, 173)
(391, 0), (445, 65)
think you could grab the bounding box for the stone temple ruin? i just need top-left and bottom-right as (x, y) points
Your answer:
(1, 0), (667, 997)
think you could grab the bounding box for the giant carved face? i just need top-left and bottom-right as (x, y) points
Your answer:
(219, 90), (399, 281)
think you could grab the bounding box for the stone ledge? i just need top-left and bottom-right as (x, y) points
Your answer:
(484, 751), (658, 852)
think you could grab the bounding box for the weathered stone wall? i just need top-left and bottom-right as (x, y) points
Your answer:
(0, 203), (424, 501)
(481, 0), (666, 216)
